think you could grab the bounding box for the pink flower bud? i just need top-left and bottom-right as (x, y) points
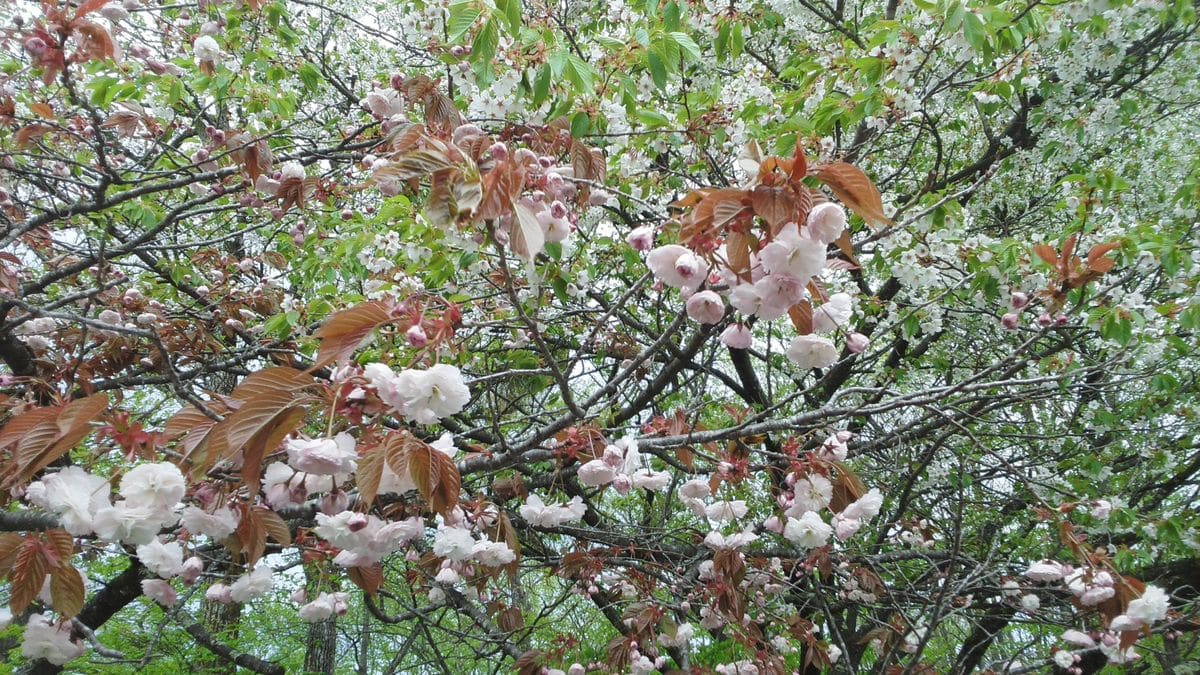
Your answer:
(1010, 291), (1029, 309)
(626, 226), (654, 252)
(487, 142), (508, 161)
(1037, 312), (1054, 327)
(1055, 314), (1068, 326)
(406, 324), (428, 347)
(347, 513), (369, 532)
(674, 255), (699, 280)
(321, 491), (350, 515)
(1001, 313), (1020, 330)
(846, 332), (869, 353)
(612, 474), (632, 495)
(24, 37), (48, 57)
(180, 556), (204, 585)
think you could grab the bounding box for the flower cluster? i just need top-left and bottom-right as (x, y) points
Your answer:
(576, 436), (671, 492)
(363, 363), (470, 424)
(643, 202), (866, 369)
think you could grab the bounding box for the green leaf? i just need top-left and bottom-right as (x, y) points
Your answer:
(495, 0), (522, 35)
(298, 63), (322, 91)
(570, 111), (591, 138)
(663, 1), (681, 31)
(669, 32), (702, 63)
(531, 63), (552, 108)
(565, 54), (596, 92)
(647, 51), (667, 90)
(472, 18), (500, 65)
(962, 11), (988, 55)
(448, 2), (482, 41)
(730, 23), (745, 59)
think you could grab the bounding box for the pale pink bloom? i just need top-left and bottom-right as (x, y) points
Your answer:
(1109, 614), (1142, 632)
(192, 36), (220, 64)
(680, 478), (711, 499)
(142, 579), (178, 607)
(286, 432), (357, 476)
(298, 593), (341, 622)
(1061, 630), (1096, 648)
(21, 614), (84, 665)
(229, 565), (274, 603)
(812, 293), (853, 333)
(759, 224), (825, 281)
(833, 515), (862, 540)
(846, 332), (869, 353)
(136, 539), (184, 578)
(631, 470), (671, 492)
(120, 462), (186, 510)
(626, 226), (654, 251)
(1020, 594), (1040, 611)
(432, 526), (476, 561)
(1091, 499), (1112, 519)
(705, 500), (748, 522)
(577, 459), (618, 487)
(784, 511), (832, 548)
(279, 160), (305, 180)
(472, 540), (516, 566)
(762, 516), (784, 534)
(1126, 585), (1169, 623)
(519, 494), (587, 528)
(787, 334), (838, 369)
(392, 364), (471, 424)
(1024, 560), (1066, 582)
(647, 245), (703, 289)
(787, 474), (833, 516)
(181, 505), (239, 540)
(704, 529), (758, 549)
(1053, 651), (1076, 669)
(720, 324), (753, 349)
(28, 466), (110, 536)
(841, 488), (883, 521)
(754, 273), (807, 320)
(93, 500), (174, 545)
(1084, 583), (1118, 605)
(180, 556), (204, 585)
(805, 203), (847, 244)
(435, 567), (461, 584)
(205, 583), (233, 604)
(686, 290), (725, 324)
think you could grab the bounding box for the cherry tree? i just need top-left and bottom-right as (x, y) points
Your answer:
(0, 0), (1197, 672)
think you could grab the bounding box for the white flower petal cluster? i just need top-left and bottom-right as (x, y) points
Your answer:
(298, 592), (349, 622)
(783, 511), (832, 548)
(519, 494), (587, 528)
(365, 363), (470, 424)
(313, 511), (423, 566)
(787, 334), (839, 369)
(21, 614), (85, 665)
(229, 565), (274, 603)
(286, 432), (357, 476)
(136, 538), (184, 578)
(25, 466), (111, 536)
(180, 505), (239, 541)
(92, 464), (185, 546)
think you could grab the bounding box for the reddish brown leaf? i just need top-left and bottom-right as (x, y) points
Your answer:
(14, 123), (54, 148)
(407, 437), (461, 516)
(347, 563), (383, 596)
(725, 231), (753, 281)
(751, 184), (798, 231)
(10, 539), (49, 614)
(477, 160), (526, 220)
(1088, 242), (1120, 266)
(356, 442), (386, 509)
(6, 394), (109, 487)
(29, 103), (55, 120)
(1033, 244), (1059, 266)
(514, 650), (544, 675)
(789, 139), (808, 182)
(259, 509), (292, 548)
(311, 302), (393, 369)
(788, 301), (813, 336)
(235, 506), (267, 565)
(812, 162), (891, 227)
(0, 533), (23, 578)
(833, 230), (861, 269)
(50, 565), (85, 618)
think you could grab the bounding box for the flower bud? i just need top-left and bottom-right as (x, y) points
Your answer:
(1010, 291), (1029, 309)
(846, 332), (869, 353)
(1001, 312), (1020, 330)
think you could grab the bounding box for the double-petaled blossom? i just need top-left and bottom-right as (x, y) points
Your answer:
(180, 505), (239, 541)
(285, 432), (357, 476)
(686, 290), (725, 324)
(805, 203), (847, 245)
(786, 474), (833, 516)
(136, 538), (184, 578)
(25, 467), (110, 536)
(298, 592), (350, 622)
(787, 334), (838, 369)
(759, 223), (825, 281)
(229, 565), (274, 603)
(365, 363), (471, 424)
(21, 614), (85, 665)
(647, 245), (704, 289)
(783, 511), (832, 548)
(313, 511), (423, 566)
(812, 293), (853, 333)
(519, 494), (587, 528)
(141, 579), (178, 607)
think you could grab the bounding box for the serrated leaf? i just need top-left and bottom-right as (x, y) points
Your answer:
(50, 566), (85, 618)
(647, 51), (667, 90)
(531, 64), (551, 108)
(811, 162), (891, 227)
(472, 19), (499, 66)
(447, 2), (481, 41)
(311, 301), (394, 369)
(669, 32), (702, 63)
(10, 539), (49, 614)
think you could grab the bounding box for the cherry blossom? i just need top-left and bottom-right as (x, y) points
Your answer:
(21, 614), (85, 666)
(786, 334), (839, 369)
